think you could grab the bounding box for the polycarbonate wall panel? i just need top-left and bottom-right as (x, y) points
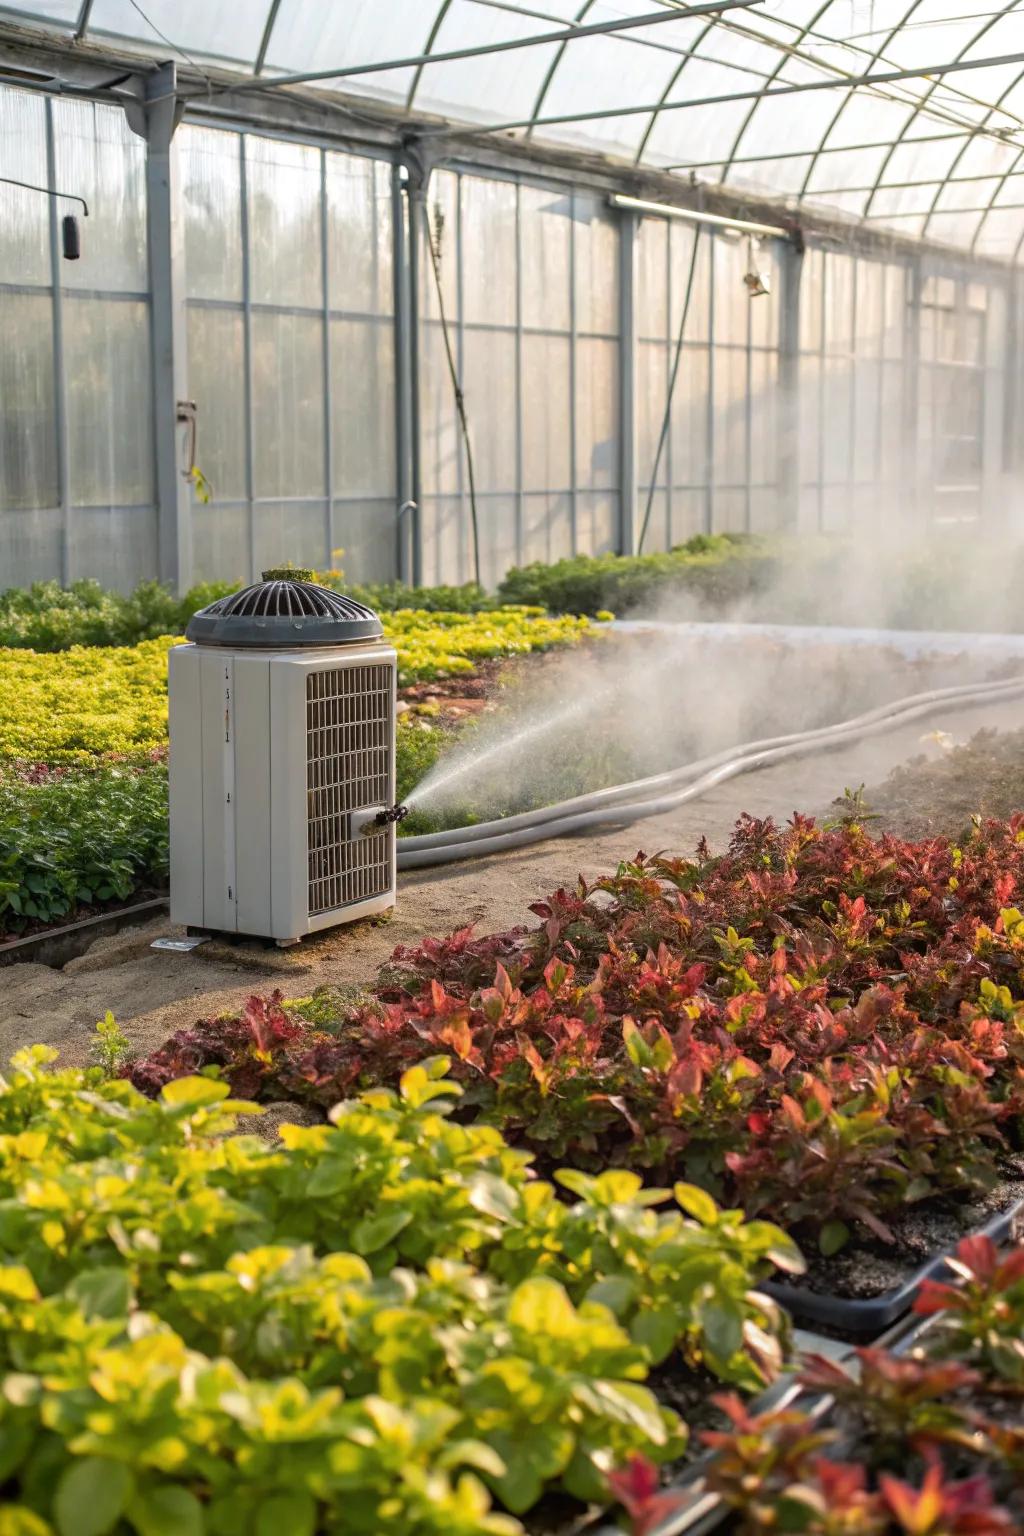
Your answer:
(5, 71), (1024, 595)
(0, 87), (49, 285)
(0, 85), (155, 591)
(0, 291), (56, 512)
(186, 307), (247, 500)
(180, 124), (397, 584)
(63, 296), (153, 508)
(251, 311), (325, 499)
(246, 136), (323, 307)
(181, 126), (243, 302)
(52, 97), (147, 293)
(419, 168), (619, 587)
(917, 271), (994, 524)
(634, 216), (781, 548)
(798, 247), (911, 533)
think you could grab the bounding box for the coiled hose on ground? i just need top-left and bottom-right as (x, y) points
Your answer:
(396, 672), (1024, 870)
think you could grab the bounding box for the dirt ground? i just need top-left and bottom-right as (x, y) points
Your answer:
(3, 693), (1022, 1067)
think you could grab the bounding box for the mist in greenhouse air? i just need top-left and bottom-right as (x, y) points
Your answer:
(403, 592), (1010, 828)
(407, 503), (1024, 826)
(408, 279), (1024, 822)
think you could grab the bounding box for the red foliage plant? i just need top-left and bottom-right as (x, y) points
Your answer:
(701, 1390), (1018, 1535)
(131, 813), (1024, 1250)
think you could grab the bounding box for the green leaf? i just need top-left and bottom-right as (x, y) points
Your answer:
(467, 1173), (519, 1223)
(742, 1222), (806, 1276)
(398, 1061), (460, 1107)
(351, 1207), (413, 1255)
(66, 1268), (132, 1321)
(487, 1426), (574, 1513)
(585, 1275), (635, 1318)
(129, 1486), (205, 1536)
(304, 1159), (351, 1198)
(572, 1380), (669, 1442)
(774, 1489), (824, 1531)
(159, 1076), (229, 1110)
(631, 1305), (680, 1364)
(701, 1300), (744, 1363)
(553, 1169), (592, 1198)
(673, 1182), (719, 1226)
(819, 1220), (850, 1257)
(508, 1277), (579, 1337)
(0, 1507), (55, 1536)
(255, 1495), (314, 1536)
(0, 1421), (33, 1483)
(55, 1458), (135, 1536)
(623, 1019), (651, 1068)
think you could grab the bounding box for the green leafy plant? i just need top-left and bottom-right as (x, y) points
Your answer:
(89, 1011), (135, 1077)
(0, 760), (167, 935)
(0, 1046), (799, 1533)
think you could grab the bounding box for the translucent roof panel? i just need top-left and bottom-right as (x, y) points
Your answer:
(7, 0), (1024, 260)
(87, 0), (268, 70)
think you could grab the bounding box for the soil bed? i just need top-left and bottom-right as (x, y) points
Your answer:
(865, 723), (1024, 838)
(786, 1166), (1024, 1303)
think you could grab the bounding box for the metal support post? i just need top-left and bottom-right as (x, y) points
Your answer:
(777, 236), (802, 530)
(44, 98), (72, 586)
(905, 256), (924, 530)
(405, 152), (428, 587)
(618, 208), (637, 555)
(392, 163), (415, 585)
(128, 63), (192, 591)
(320, 149), (334, 567)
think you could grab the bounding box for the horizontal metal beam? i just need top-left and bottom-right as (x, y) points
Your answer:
(428, 45), (1024, 137)
(210, 0), (762, 97)
(3, 14), (1023, 277)
(611, 192), (789, 239)
(661, 130), (975, 171)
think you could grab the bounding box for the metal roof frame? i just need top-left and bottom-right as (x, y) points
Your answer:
(7, 0), (1024, 263)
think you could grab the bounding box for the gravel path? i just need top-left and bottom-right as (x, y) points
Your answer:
(2, 693), (1021, 1065)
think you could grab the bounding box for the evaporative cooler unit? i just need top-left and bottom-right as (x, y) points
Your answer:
(169, 573), (399, 945)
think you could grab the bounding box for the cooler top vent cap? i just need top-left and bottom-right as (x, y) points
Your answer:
(186, 571), (384, 648)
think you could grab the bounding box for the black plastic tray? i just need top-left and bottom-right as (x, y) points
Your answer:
(761, 1196), (1024, 1334)
(600, 1206), (1018, 1536)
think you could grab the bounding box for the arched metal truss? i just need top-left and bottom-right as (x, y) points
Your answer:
(10, 0), (1024, 261)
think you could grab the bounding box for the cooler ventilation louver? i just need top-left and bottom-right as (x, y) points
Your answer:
(307, 663), (394, 916)
(206, 582), (371, 621)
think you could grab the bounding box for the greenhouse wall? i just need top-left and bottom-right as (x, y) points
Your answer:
(0, 76), (1021, 594)
(0, 88), (154, 588)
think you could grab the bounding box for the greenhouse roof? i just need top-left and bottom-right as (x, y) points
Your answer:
(7, 0), (1024, 261)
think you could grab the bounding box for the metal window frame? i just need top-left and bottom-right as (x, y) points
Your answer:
(3, 21), (1024, 595)
(0, 88), (157, 587)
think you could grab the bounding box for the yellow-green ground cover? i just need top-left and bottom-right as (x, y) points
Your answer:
(0, 608), (587, 933)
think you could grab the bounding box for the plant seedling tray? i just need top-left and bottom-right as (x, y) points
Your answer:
(760, 1195), (1024, 1335)
(590, 1311), (930, 1536)
(588, 1329), (855, 1536)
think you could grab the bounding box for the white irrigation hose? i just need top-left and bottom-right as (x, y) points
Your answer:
(396, 671), (1024, 870)
(401, 673), (1022, 851)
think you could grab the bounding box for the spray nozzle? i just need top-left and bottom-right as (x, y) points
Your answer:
(372, 804), (409, 828)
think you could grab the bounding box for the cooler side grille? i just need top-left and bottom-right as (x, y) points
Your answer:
(306, 662), (393, 916)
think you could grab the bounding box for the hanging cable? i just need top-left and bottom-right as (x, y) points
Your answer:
(422, 197), (482, 590)
(637, 224), (703, 555)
